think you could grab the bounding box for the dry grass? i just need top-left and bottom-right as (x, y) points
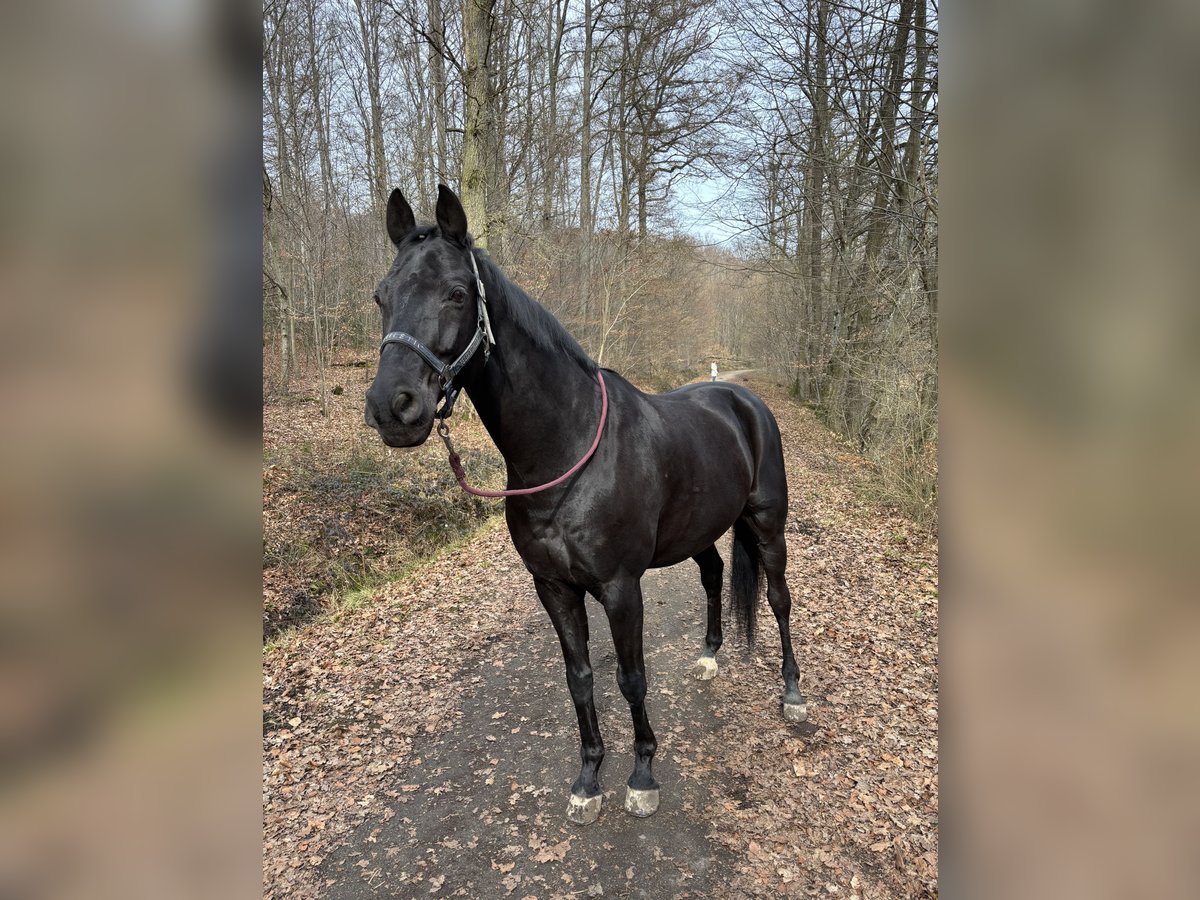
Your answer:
(263, 352), (504, 641)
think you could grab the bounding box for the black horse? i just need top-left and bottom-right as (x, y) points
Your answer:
(365, 185), (805, 824)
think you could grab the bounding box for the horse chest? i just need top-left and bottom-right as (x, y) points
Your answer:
(507, 507), (636, 582)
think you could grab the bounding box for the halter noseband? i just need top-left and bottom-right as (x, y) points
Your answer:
(378, 250), (496, 420)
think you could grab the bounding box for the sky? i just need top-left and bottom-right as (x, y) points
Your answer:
(672, 170), (759, 249)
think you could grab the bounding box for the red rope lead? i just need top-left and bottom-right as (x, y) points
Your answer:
(444, 371), (608, 498)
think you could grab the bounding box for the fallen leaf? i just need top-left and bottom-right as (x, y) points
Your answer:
(534, 839), (572, 863)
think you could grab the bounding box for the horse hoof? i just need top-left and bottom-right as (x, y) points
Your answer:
(566, 792), (602, 825)
(624, 787), (660, 818)
(691, 656), (718, 681)
(783, 701), (808, 723)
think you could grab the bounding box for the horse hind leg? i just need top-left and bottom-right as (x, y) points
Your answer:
(690, 545), (724, 681)
(759, 532), (806, 721)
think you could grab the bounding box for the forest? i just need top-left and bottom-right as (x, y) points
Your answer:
(263, 0), (938, 520)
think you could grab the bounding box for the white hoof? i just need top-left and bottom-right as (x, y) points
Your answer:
(691, 656), (718, 681)
(783, 701), (808, 723)
(624, 787), (660, 818)
(566, 792), (602, 825)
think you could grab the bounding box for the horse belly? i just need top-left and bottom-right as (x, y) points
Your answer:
(647, 474), (747, 568)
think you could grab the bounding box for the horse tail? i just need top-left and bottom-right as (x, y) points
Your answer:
(730, 517), (761, 647)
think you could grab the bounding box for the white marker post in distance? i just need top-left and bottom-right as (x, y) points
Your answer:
(711, 362), (718, 382)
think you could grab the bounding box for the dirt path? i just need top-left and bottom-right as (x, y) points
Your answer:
(718, 368), (756, 383)
(264, 379), (938, 899)
(319, 556), (778, 899)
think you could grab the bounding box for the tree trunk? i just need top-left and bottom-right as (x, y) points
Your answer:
(898, 0), (931, 234)
(616, 17), (632, 234)
(428, 0), (449, 184)
(579, 0), (594, 338)
(303, 0), (335, 203)
(637, 176), (647, 240)
(462, 0), (497, 249)
(279, 289), (292, 392)
(354, 0), (389, 223)
(805, 0), (830, 403)
(301, 234), (328, 416)
(864, 0), (915, 264)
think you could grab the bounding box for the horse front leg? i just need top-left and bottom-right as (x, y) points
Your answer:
(534, 577), (606, 825)
(599, 577), (660, 817)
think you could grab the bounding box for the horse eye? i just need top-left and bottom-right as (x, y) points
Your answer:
(449, 288), (467, 304)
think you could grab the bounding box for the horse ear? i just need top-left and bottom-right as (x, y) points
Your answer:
(435, 184), (469, 245)
(386, 188), (416, 247)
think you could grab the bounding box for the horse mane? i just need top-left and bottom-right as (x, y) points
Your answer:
(396, 224), (595, 373)
(474, 250), (597, 375)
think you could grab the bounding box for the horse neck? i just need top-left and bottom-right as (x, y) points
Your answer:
(463, 305), (600, 486)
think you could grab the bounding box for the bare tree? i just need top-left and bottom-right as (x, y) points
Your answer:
(261, 0), (938, 517)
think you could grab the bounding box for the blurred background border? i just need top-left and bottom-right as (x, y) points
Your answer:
(0, 0), (1197, 897)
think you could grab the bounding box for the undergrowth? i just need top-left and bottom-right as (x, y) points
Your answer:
(263, 356), (506, 641)
(787, 380), (937, 531)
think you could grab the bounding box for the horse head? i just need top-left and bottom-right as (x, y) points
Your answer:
(364, 185), (488, 447)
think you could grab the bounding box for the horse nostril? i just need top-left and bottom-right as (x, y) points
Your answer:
(364, 402), (380, 430)
(392, 391), (417, 422)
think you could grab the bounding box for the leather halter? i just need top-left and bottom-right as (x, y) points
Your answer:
(378, 250), (495, 420)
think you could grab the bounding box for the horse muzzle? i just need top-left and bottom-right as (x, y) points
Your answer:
(364, 385), (436, 447)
